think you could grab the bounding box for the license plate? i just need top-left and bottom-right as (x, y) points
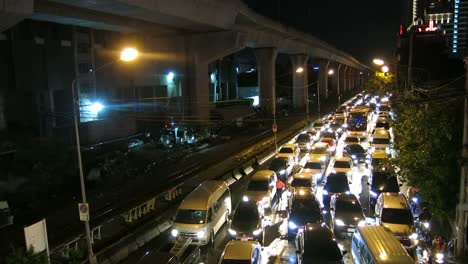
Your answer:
(241, 237), (251, 241)
(347, 228), (356, 233)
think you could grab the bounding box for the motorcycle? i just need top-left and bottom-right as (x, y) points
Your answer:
(416, 219), (432, 246)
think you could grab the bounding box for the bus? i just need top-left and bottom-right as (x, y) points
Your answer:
(351, 226), (414, 264)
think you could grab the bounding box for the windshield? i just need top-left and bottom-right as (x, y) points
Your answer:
(349, 145), (365, 154)
(221, 260), (251, 264)
(175, 209), (206, 224)
(311, 147), (326, 154)
(376, 122), (390, 129)
(381, 208), (413, 225)
(279, 148), (294, 153)
(269, 159), (286, 171)
(334, 161), (350, 168)
(379, 105), (391, 112)
(304, 162), (322, 170)
(335, 199), (362, 214)
(303, 241), (342, 261)
(372, 138), (390, 144)
(372, 158), (387, 167)
(292, 178), (310, 188)
(297, 134), (310, 142)
(345, 137), (359, 143)
(247, 180), (269, 191)
(325, 176), (349, 193)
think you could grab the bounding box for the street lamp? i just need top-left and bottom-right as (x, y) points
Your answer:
(72, 47), (138, 264)
(295, 66), (304, 73)
(328, 69), (335, 75)
(382, 65), (389, 73)
(373, 58), (385, 66)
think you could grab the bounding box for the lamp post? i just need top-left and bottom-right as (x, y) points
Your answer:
(72, 47), (138, 264)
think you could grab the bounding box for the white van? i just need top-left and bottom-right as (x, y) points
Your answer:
(375, 193), (415, 243)
(370, 128), (391, 152)
(171, 181), (232, 245)
(352, 226), (414, 264)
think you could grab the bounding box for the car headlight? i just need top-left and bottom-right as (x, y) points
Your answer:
(322, 190), (328, 195)
(171, 229), (179, 237)
(370, 147), (376, 152)
(385, 147), (391, 154)
(423, 222), (430, 229)
(370, 190), (378, 198)
(319, 156), (326, 161)
(436, 253), (444, 261)
(306, 143), (311, 148)
(409, 233), (418, 240)
(279, 169), (286, 175)
(253, 229), (262, 236)
(261, 196), (270, 207)
(197, 231), (205, 239)
(228, 229), (237, 236)
(351, 154), (357, 159)
(337, 128), (342, 133)
(335, 219), (345, 226)
(288, 221), (298, 229)
(358, 220), (366, 227)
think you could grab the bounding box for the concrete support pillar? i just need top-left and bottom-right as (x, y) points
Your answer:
(317, 60), (329, 99)
(0, 0), (33, 32)
(290, 54), (308, 111)
(346, 68), (353, 96)
(337, 65), (347, 105)
(186, 31), (246, 122)
(329, 64), (338, 101)
(255, 48), (278, 115)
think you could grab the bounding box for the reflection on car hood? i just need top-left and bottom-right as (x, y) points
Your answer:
(231, 219), (259, 233)
(382, 223), (412, 235)
(335, 213), (364, 225)
(244, 191), (268, 200)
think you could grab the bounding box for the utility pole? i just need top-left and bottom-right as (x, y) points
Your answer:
(456, 58), (468, 257)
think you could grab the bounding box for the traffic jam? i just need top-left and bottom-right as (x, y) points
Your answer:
(138, 93), (445, 264)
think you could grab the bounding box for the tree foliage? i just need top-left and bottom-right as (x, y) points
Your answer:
(392, 91), (462, 218)
(363, 72), (396, 97)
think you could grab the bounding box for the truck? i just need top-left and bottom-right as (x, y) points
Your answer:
(136, 237), (200, 264)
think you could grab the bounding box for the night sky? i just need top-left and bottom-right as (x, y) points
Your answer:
(243, 0), (408, 65)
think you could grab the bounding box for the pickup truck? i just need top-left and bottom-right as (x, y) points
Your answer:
(136, 237), (200, 264)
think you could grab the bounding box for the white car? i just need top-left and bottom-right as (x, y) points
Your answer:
(277, 143), (300, 164)
(218, 240), (262, 264)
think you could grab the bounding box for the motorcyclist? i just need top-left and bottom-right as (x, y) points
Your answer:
(419, 207), (432, 222)
(432, 235), (447, 251)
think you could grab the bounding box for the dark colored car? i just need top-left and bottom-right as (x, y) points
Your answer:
(296, 223), (346, 264)
(288, 188), (324, 240)
(369, 172), (401, 210)
(329, 123), (344, 138)
(268, 158), (291, 182)
(343, 144), (368, 165)
(330, 193), (366, 234)
(296, 133), (312, 151)
(228, 199), (264, 243)
(322, 172), (350, 208)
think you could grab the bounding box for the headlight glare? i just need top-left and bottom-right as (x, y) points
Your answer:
(228, 229), (237, 236)
(288, 221), (298, 229)
(335, 219), (345, 226)
(197, 231), (205, 239)
(171, 229), (179, 237)
(253, 229), (262, 236)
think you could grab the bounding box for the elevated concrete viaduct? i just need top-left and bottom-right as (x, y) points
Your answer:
(1, 0), (367, 130)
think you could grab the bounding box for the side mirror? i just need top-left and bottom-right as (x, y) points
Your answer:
(367, 182), (370, 186)
(342, 250), (348, 255)
(399, 184), (403, 187)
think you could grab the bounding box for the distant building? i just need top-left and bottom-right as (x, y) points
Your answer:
(452, 0), (468, 55)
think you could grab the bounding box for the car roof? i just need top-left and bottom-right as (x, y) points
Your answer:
(223, 241), (260, 260)
(335, 157), (351, 162)
(380, 193), (409, 209)
(178, 181), (227, 210)
(294, 173), (311, 179)
(251, 170), (275, 180)
(312, 143), (329, 148)
(281, 143), (296, 148)
(372, 150), (389, 158)
(307, 158), (324, 164)
(303, 223), (335, 241)
(334, 192), (359, 202)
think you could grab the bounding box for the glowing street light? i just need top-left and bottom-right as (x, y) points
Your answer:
(382, 65), (389, 73)
(296, 67), (304, 73)
(120, 47), (139, 62)
(373, 58), (385, 66)
(328, 69), (335, 75)
(72, 46), (139, 264)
